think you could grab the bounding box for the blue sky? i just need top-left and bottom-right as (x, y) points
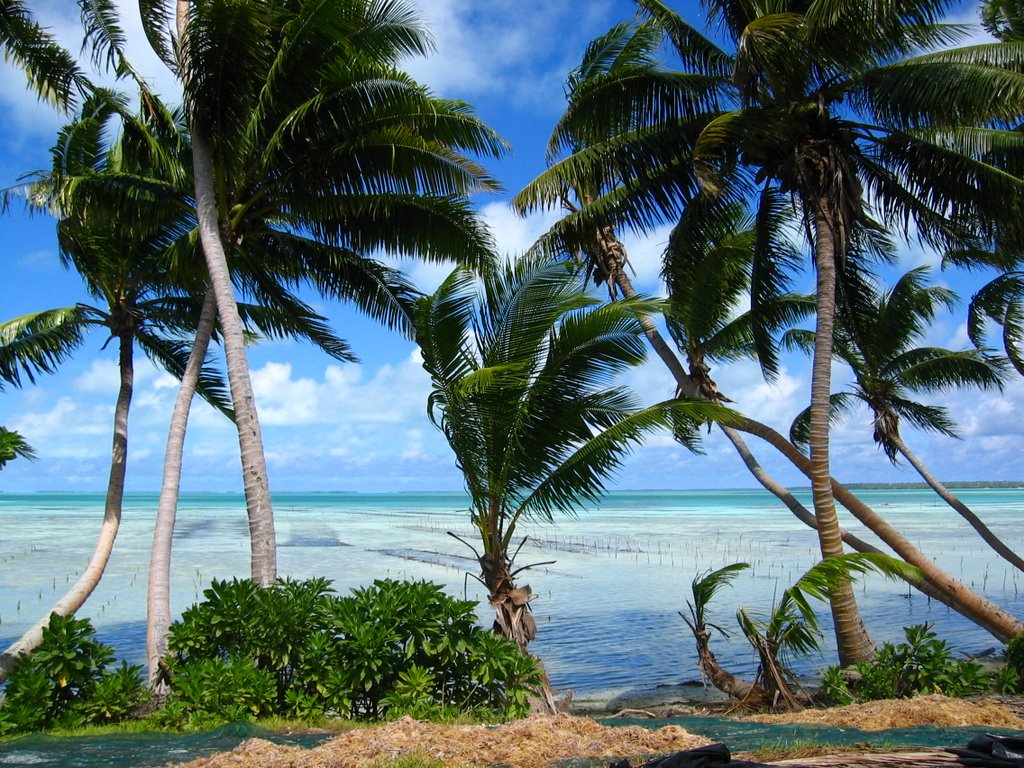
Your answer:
(2, 0), (1022, 494)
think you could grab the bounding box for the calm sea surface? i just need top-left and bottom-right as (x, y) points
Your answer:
(1, 488), (1022, 701)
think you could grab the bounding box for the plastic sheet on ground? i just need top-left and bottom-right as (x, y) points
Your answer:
(1, 718), (1023, 768)
(601, 717), (1024, 752)
(0, 722), (333, 768)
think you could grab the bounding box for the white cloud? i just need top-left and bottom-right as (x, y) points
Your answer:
(403, 0), (619, 109)
(482, 202), (561, 257)
(74, 358), (120, 394)
(10, 396), (110, 454)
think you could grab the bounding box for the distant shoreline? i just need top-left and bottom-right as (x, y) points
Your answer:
(4, 481), (1024, 495)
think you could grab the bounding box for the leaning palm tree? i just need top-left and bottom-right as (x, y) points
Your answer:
(681, 0), (1024, 664)
(519, 0), (1024, 664)
(136, 0), (507, 586)
(0, 93), (234, 682)
(789, 266), (1022, 573)
(414, 258), (727, 662)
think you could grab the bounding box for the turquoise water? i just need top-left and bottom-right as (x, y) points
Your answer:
(1, 488), (1022, 700)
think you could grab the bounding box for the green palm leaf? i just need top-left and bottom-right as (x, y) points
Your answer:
(0, 307), (93, 388)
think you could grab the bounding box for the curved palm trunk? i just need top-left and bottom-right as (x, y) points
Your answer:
(734, 415), (1024, 641)
(192, 132), (276, 586)
(721, 424), (950, 603)
(687, 620), (771, 709)
(808, 204), (874, 665)
(721, 425), (880, 555)
(0, 332), (134, 682)
(604, 230), (1023, 643)
(893, 434), (1024, 574)
(146, 290), (217, 688)
(179, 4), (276, 586)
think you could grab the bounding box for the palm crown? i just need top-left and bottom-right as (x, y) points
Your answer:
(790, 265), (1008, 462)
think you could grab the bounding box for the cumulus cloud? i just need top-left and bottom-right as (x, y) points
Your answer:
(403, 0), (619, 108)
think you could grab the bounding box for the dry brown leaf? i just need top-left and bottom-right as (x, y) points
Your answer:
(178, 714), (710, 768)
(746, 694), (1024, 731)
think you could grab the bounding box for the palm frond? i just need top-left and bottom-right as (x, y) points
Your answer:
(635, 0), (733, 77)
(138, 0), (177, 69)
(0, 0), (92, 110)
(0, 426), (37, 468)
(136, 331), (234, 419)
(789, 392), (857, 450)
(687, 562), (750, 630)
(0, 307), (94, 388)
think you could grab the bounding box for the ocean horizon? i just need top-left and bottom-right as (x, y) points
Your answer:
(2, 487), (1022, 701)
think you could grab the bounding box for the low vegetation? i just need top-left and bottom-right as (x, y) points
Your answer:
(0, 614), (147, 735)
(0, 578), (542, 736)
(821, 624), (994, 705)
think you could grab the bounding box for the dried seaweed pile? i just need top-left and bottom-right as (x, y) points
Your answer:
(179, 714), (710, 768)
(745, 694), (1024, 731)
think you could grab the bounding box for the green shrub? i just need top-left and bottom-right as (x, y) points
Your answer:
(822, 624), (993, 704)
(1004, 634), (1024, 688)
(149, 657), (277, 730)
(995, 665), (1022, 694)
(0, 614), (146, 735)
(161, 577), (542, 725)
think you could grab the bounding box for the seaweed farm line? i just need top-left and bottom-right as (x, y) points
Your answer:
(1, 487), (1022, 701)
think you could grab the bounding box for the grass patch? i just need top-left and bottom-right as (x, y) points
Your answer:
(737, 738), (897, 763)
(370, 754), (479, 768)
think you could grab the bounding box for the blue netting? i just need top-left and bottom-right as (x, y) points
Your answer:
(0, 722), (333, 768)
(1, 717), (1022, 768)
(600, 716), (1024, 752)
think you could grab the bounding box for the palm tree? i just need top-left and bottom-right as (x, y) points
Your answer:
(661, 198), (1004, 616)
(0, 427), (36, 470)
(0, 93), (233, 682)
(414, 258), (727, 663)
(681, 0), (1024, 665)
(789, 266), (1023, 573)
(519, 0), (1024, 664)
(136, 0), (507, 586)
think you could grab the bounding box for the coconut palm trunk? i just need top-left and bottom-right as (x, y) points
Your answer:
(720, 425), (883, 556)
(734, 414), (1024, 641)
(891, 433), (1024, 574)
(480, 555), (538, 654)
(178, 2), (276, 586)
(0, 330), (134, 681)
(694, 627), (771, 708)
(146, 289), (217, 687)
(191, 132), (275, 586)
(807, 202), (875, 665)
(599, 229), (1022, 644)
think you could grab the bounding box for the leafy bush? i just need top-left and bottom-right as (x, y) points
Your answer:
(0, 614), (146, 735)
(994, 665), (1022, 694)
(822, 624), (992, 704)
(161, 577), (542, 725)
(993, 634), (1024, 694)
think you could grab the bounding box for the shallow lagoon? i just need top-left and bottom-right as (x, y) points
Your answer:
(1, 488), (1022, 701)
